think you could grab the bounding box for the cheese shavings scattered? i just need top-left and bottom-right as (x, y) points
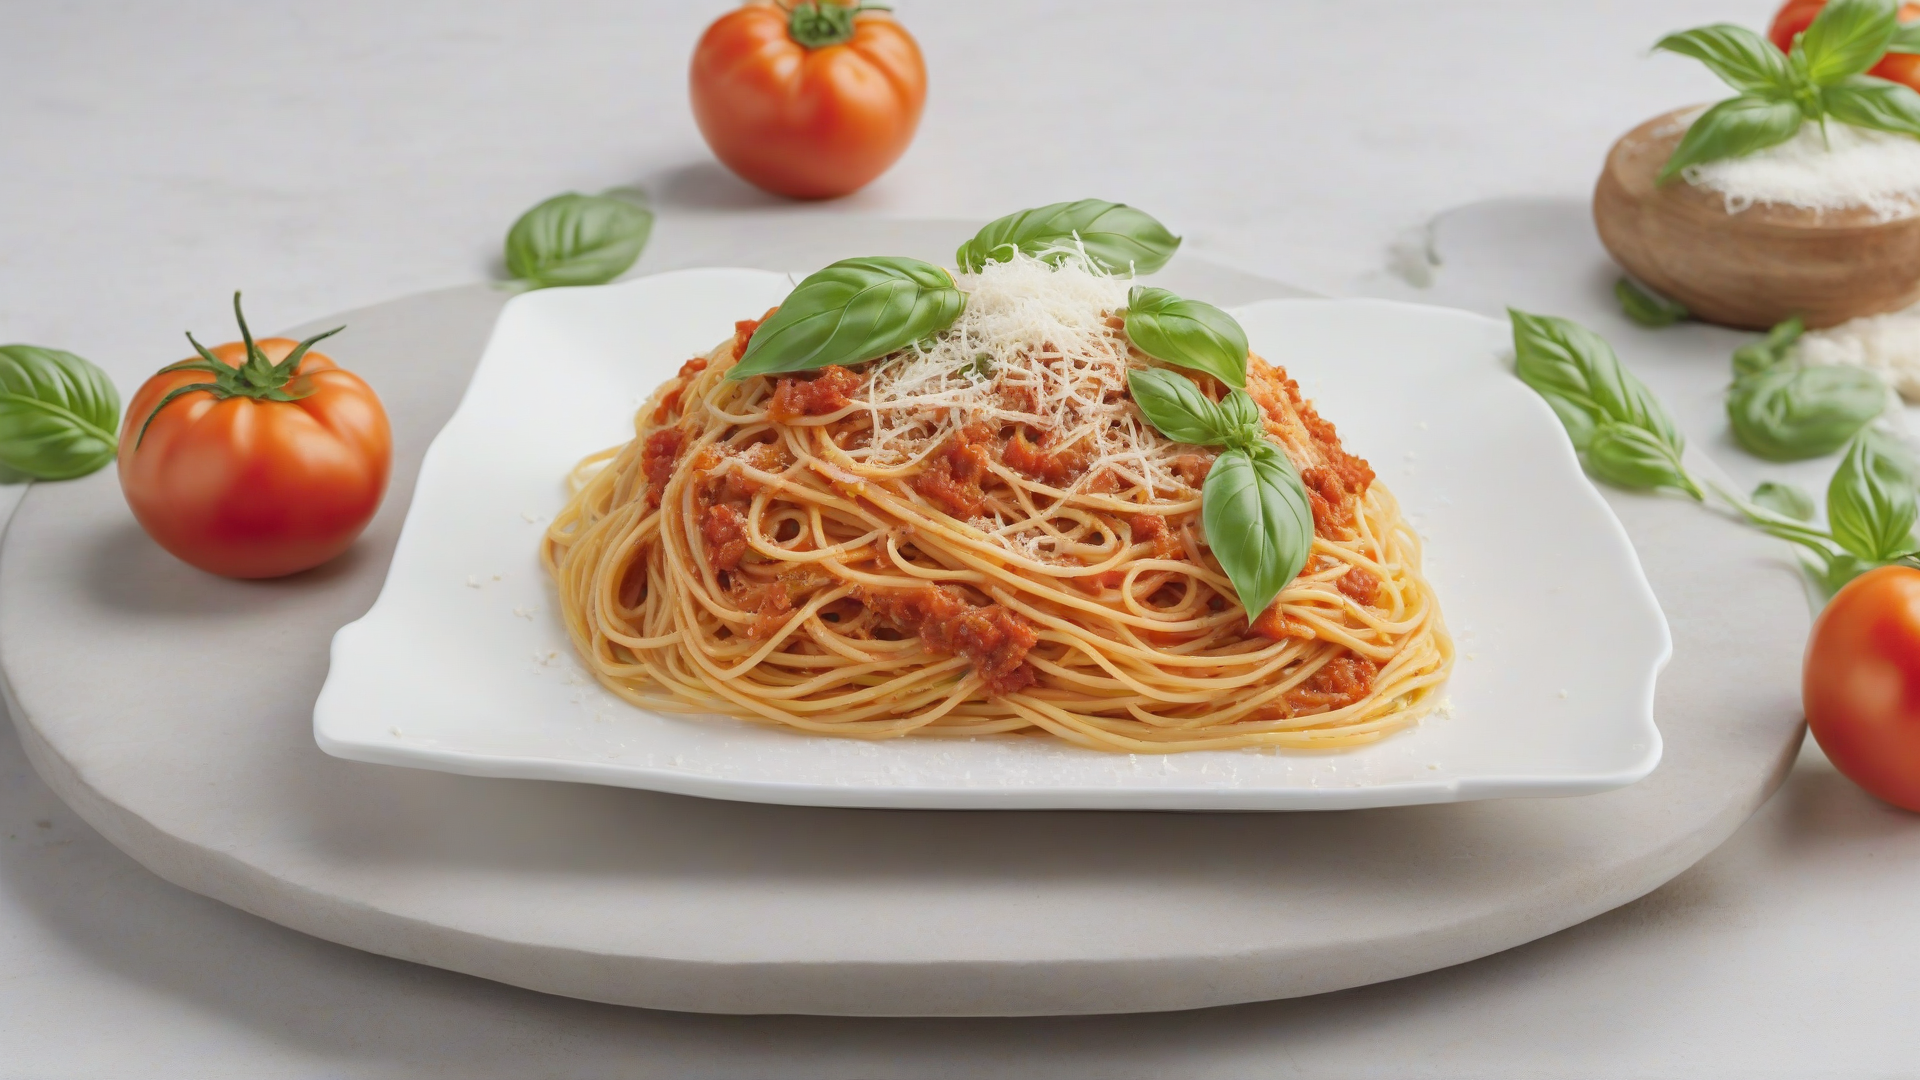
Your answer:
(1796, 302), (1920, 402)
(850, 251), (1199, 500)
(1683, 120), (1920, 221)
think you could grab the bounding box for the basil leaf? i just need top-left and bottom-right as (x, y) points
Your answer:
(1727, 363), (1886, 461)
(1615, 277), (1691, 327)
(1203, 444), (1314, 619)
(1827, 431), (1918, 560)
(1127, 370), (1257, 447)
(1585, 421), (1702, 498)
(1122, 286), (1250, 388)
(1821, 74), (1920, 137)
(1510, 309), (1683, 453)
(1732, 315), (1805, 377)
(1659, 94), (1806, 182)
(1889, 22), (1920, 53)
(1801, 0), (1900, 84)
(0, 345), (121, 481)
(1752, 480), (1818, 522)
(504, 189), (654, 289)
(955, 200), (1181, 275)
(729, 257), (965, 381)
(1655, 24), (1795, 92)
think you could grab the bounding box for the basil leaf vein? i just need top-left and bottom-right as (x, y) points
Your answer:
(1821, 74), (1920, 137)
(1654, 24), (1795, 92)
(1202, 444), (1314, 620)
(1727, 363), (1886, 461)
(1122, 286), (1250, 388)
(0, 345), (121, 481)
(1615, 277), (1691, 328)
(729, 257), (965, 381)
(1828, 431), (1918, 560)
(1801, 0), (1900, 84)
(504, 189), (654, 290)
(955, 200), (1181, 275)
(1659, 94), (1806, 183)
(1510, 309), (1702, 499)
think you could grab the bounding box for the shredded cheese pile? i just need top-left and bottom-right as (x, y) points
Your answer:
(1682, 119), (1920, 221)
(848, 252), (1200, 497)
(1798, 302), (1920, 401)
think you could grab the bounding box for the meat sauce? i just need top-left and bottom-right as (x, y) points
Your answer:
(859, 584), (1039, 697)
(909, 422), (995, 518)
(1245, 361), (1374, 531)
(767, 365), (862, 423)
(1283, 655), (1379, 714)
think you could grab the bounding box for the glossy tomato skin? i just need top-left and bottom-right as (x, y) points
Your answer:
(118, 338), (391, 579)
(1804, 565), (1920, 812)
(690, 3), (926, 199)
(1768, 0), (1920, 91)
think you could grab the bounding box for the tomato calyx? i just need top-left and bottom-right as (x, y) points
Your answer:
(783, 0), (891, 49)
(135, 291), (345, 448)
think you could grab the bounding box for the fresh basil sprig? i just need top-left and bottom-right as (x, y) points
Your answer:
(1122, 286), (1250, 388)
(1727, 362), (1885, 460)
(955, 200), (1181, 275)
(1890, 22), (1920, 53)
(1655, 0), (1920, 181)
(504, 188), (654, 290)
(1126, 369), (1312, 619)
(0, 345), (121, 481)
(729, 257), (965, 381)
(1509, 309), (1703, 500)
(1722, 432), (1920, 593)
(1752, 479), (1818, 520)
(1615, 277), (1691, 327)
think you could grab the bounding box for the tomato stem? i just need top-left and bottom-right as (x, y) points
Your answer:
(135, 292), (345, 449)
(783, 0), (891, 49)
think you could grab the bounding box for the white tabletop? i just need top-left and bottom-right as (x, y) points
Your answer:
(3, 0), (1917, 1075)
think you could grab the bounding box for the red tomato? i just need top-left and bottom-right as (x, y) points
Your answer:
(689, 1), (926, 200)
(1804, 565), (1920, 812)
(118, 297), (391, 579)
(1768, 0), (1920, 91)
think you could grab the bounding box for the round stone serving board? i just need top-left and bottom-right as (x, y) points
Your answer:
(0, 216), (1809, 1016)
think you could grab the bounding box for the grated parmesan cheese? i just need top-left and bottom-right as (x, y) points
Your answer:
(1796, 302), (1920, 401)
(1681, 118), (1920, 221)
(850, 251), (1199, 504)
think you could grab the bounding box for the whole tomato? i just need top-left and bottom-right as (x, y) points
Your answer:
(1768, 0), (1920, 91)
(118, 294), (391, 579)
(1804, 564), (1920, 812)
(690, 1), (926, 200)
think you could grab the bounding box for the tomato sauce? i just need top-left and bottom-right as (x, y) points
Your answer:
(767, 365), (863, 422)
(1337, 566), (1379, 605)
(1003, 429), (1089, 486)
(639, 427), (688, 509)
(860, 584), (1039, 696)
(1284, 654), (1379, 714)
(909, 422), (994, 518)
(701, 503), (750, 571)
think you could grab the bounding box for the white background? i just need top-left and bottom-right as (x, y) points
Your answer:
(3, 1), (1918, 1075)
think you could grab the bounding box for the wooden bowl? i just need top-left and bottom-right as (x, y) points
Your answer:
(1593, 107), (1920, 330)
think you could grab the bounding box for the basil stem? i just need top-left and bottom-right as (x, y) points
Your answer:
(1827, 430), (1919, 561)
(1509, 309), (1702, 499)
(1727, 363), (1886, 461)
(1202, 443), (1315, 621)
(729, 257), (965, 381)
(1122, 286), (1250, 388)
(1615, 277), (1691, 328)
(955, 200), (1181, 275)
(1752, 480), (1818, 521)
(504, 189), (654, 290)
(0, 345), (121, 481)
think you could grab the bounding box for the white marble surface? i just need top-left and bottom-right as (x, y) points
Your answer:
(2, 0), (1918, 1074)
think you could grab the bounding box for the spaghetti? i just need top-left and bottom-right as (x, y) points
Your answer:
(544, 255), (1451, 752)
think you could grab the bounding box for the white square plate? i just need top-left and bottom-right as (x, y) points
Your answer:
(314, 270), (1667, 810)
